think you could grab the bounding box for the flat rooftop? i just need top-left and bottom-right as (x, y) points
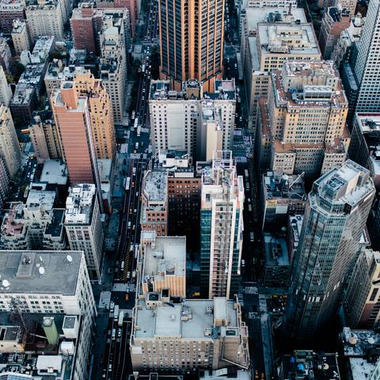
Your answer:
(313, 160), (374, 208)
(264, 233), (290, 267)
(40, 160), (68, 185)
(355, 113), (380, 134)
(134, 298), (240, 340)
(44, 209), (65, 237)
(0, 251), (83, 295)
(341, 327), (380, 357)
(65, 184), (96, 224)
(258, 23), (320, 56)
(244, 8), (307, 32)
(26, 189), (56, 210)
(143, 236), (186, 281)
(263, 171), (306, 201)
(143, 171), (167, 203)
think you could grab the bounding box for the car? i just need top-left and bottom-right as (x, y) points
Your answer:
(109, 364), (112, 372)
(118, 329), (122, 338)
(110, 301), (115, 311)
(127, 272), (131, 279)
(127, 221), (132, 229)
(134, 209), (137, 214)
(241, 259), (245, 267)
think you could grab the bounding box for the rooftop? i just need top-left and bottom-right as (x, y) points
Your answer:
(133, 297), (244, 340)
(44, 209), (65, 237)
(282, 350), (340, 380)
(264, 233), (290, 267)
(39, 160), (68, 185)
(0, 251), (83, 295)
(11, 84), (36, 106)
(258, 22), (320, 56)
(263, 171), (306, 201)
(65, 184), (96, 225)
(143, 171), (167, 203)
(1, 203), (27, 237)
(341, 327), (380, 358)
(313, 160), (375, 210)
(244, 8), (307, 33)
(143, 236), (186, 283)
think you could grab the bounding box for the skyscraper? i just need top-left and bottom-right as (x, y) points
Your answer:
(159, 0), (224, 91)
(51, 81), (98, 185)
(200, 150), (244, 299)
(354, 0), (380, 113)
(283, 160), (375, 346)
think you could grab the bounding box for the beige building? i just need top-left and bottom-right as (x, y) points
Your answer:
(141, 170), (168, 236)
(65, 184), (104, 281)
(26, 1), (64, 42)
(30, 115), (62, 162)
(240, 8), (320, 133)
(149, 79), (236, 160)
(74, 71), (116, 160)
(130, 296), (249, 373)
(139, 233), (186, 297)
(11, 19), (31, 55)
(257, 61), (350, 177)
(343, 249), (380, 329)
(0, 105), (21, 179)
(159, 0), (224, 91)
(99, 10), (128, 123)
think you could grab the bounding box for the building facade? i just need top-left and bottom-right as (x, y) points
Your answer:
(343, 249), (380, 329)
(149, 79), (236, 160)
(130, 296), (249, 373)
(353, 0), (380, 113)
(64, 184), (104, 281)
(258, 61), (350, 178)
(0, 250), (97, 380)
(51, 81), (99, 185)
(26, 1), (64, 42)
(0, 105), (21, 179)
(283, 160), (375, 345)
(158, 0), (224, 91)
(11, 19), (31, 55)
(0, 65), (12, 107)
(200, 151), (244, 299)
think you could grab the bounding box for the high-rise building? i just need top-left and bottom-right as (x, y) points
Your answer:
(99, 9), (128, 123)
(11, 19), (31, 55)
(0, 0), (25, 35)
(130, 296), (249, 373)
(29, 114), (62, 162)
(0, 250), (97, 380)
(0, 105), (21, 179)
(158, 0), (224, 91)
(349, 113), (380, 189)
(343, 249), (380, 329)
(51, 81), (99, 185)
(0, 36), (11, 71)
(141, 170), (168, 236)
(0, 186), (67, 251)
(283, 160), (375, 345)
(71, 3), (103, 53)
(0, 157), (9, 211)
(353, 0), (380, 113)
(200, 150), (244, 299)
(319, 7), (350, 60)
(240, 8), (320, 132)
(139, 233), (186, 297)
(25, 1), (64, 42)
(0, 65), (12, 107)
(64, 184), (104, 281)
(149, 79), (236, 160)
(74, 70), (116, 160)
(257, 61), (350, 178)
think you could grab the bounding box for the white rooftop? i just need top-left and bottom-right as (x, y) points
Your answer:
(65, 184), (96, 224)
(134, 298), (239, 340)
(40, 160), (68, 185)
(143, 171), (167, 203)
(143, 236), (186, 281)
(36, 355), (63, 371)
